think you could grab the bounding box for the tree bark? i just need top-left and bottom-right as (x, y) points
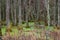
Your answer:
(13, 0), (17, 26)
(58, 0), (60, 28)
(53, 0), (56, 26)
(24, 0), (29, 27)
(18, 0), (22, 26)
(45, 0), (50, 40)
(0, 0), (2, 36)
(6, 0), (10, 27)
(11, 0), (14, 24)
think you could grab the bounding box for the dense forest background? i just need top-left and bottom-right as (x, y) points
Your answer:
(0, 0), (60, 40)
(0, 0), (60, 27)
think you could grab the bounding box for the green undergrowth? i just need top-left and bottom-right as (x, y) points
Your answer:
(1, 22), (55, 36)
(1, 26), (54, 36)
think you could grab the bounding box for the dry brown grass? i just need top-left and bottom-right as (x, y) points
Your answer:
(2, 30), (40, 40)
(2, 30), (60, 40)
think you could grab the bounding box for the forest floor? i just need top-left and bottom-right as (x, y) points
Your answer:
(1, 26), (60, 40)
(1, 22), (60, 40)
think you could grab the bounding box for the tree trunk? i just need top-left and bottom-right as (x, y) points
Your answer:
(53, 0), (56, 27)
(37, 0), (40, 25)
(47, 0), (50, 33)
(34, 0), (37, 26)
(54, 0), (58, 28)
(45, 0), (50, 26)
(6, 0), (10, 26)
(0, 0), (2, 36)
(13, 0), (17, 26)
(45, 0), (50, 40)
(58, 0), (60, 28)
(18, 0), (22, 26)
(24, 0), (29, 27)
(44, 0), (48, 26)
(11, 0), (14, 25)
(6, 0), (10, 32)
